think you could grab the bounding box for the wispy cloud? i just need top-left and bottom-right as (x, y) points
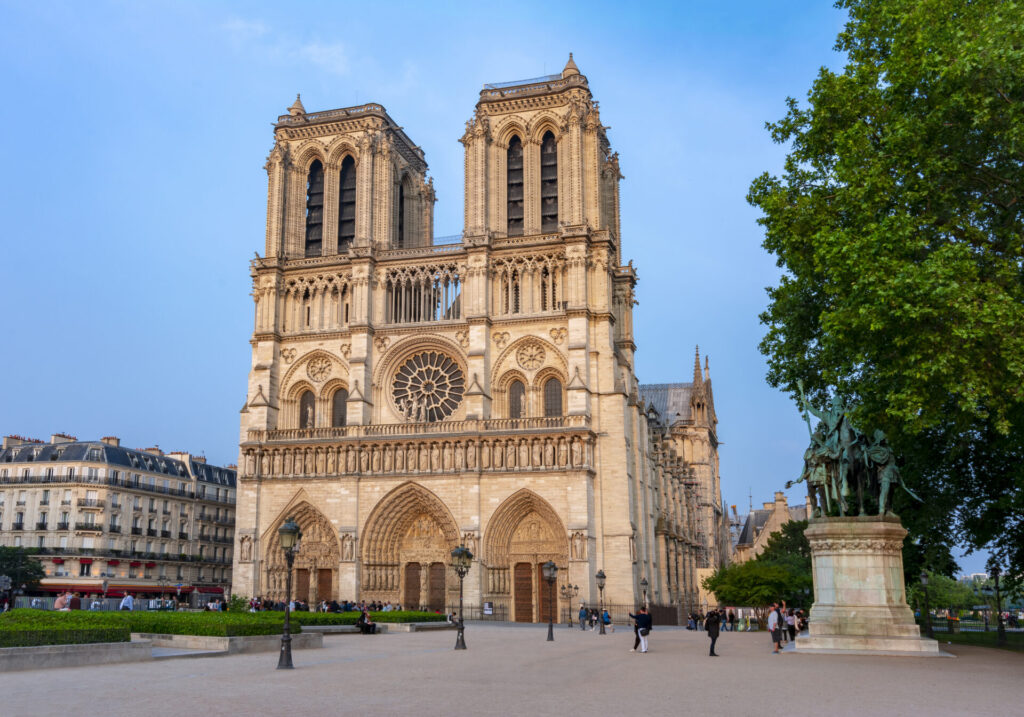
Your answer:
(221, 16), (348, 76)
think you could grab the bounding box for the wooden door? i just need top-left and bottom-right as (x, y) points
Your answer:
(428, 562), (446, 611)
(404, 563), (421, 609)
(317, 569), (333, 603)
(295, 568), (310, 603)
(514, 562), (534, 622)
(537, 564), (553, 623)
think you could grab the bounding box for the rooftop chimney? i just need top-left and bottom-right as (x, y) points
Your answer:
(100, 436), (121, 447)
(50, 433), (77, 445)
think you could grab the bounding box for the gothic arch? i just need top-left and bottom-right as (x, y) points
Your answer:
(361, 481), (460, 564)
(325, 138), (359, 168)
(484, 488), (567, 566)
(527, 113), (564, 144)
(293, 141), (329, 171)
(493, 116), (528, 149)
(261, 497), (340, 602)
(490, 335), (566, 388)
(360, 482), (462, 608)
(319, 377), (349, 400)
(280, 349), (347, 399)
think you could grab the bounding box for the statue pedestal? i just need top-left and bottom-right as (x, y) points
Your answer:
(796, 517), (943, 656)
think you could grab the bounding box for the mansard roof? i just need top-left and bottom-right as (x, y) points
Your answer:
(0, 440), (235, 486)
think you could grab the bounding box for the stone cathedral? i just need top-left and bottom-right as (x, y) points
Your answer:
(234, 56), (729, 621)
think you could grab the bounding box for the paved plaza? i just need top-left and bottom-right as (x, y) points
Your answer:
(2, 625), (1019, 716)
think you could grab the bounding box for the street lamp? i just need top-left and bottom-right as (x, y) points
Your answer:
(277, 517), (302, 670)
(919, 571), (933, 639)
(640, 577), (649, 608)
(596, 569), (607, 636)
(559, 583), (579, 626)
(450, 545), (473, 650)
(542, 561), (558, 642)
(983, 572), (1007, 647)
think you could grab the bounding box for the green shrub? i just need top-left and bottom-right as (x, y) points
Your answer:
(0, 627), (130, 648)
(0, 609), (294, 638)
(289, 610), (446, 625)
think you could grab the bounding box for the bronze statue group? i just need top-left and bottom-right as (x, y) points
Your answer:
(788, 382), (919, 517)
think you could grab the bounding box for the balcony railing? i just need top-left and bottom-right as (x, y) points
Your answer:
(178, 532), (190, 540)
(11, 522), (24, 530)
(39, 500), (49, 506)
(146, 528), (157, 537)
(15, 500), (26, 506)
(109, 525), (121, 533)
(77, 498), (105, 508)
(74, 522), (102, 532)
(131, 527), (142, 535)
(162, 509), (171, 515)
(248, 415), (590, 443)
(60, 499), (71, 505)
(57, 522), (70, 530)
(35, 521), (47, 530)
(160, 530), (171, 538)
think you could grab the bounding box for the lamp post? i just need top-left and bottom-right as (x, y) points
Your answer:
(920, 571), (933, 639)
(277, 517), (302, 670)
(560, 583), (579, 626)
(596, 569), (606, 636)
(640, 577), (649, 609)
(542, 561), (558, 642)
(450, 545), (472, 650)
(983, 572), (1007, 647)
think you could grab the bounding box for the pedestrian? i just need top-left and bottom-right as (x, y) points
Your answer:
(706, 608), (721, 656)
(602, 608), (614, 633)
(728, 610), (737, 633)
(578, 604), (587, 630)
(768, 602), (782, 653)
(786, 608), (797, 642)
(119, 593), (134, 612)
(629, 606), (652, 653)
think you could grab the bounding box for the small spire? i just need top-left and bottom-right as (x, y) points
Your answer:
(693, 346), (703, 386)
(704, 356), (710, 382)
(562, 53), (580, 78)
(288, 93), (306, 116)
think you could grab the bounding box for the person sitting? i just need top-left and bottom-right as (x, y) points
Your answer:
(355, 609), (377, 634)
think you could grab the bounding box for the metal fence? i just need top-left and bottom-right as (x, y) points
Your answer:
(919, 618), (1024, 633)
(14, 596), (178, 612)
(446, 604), (510, 621)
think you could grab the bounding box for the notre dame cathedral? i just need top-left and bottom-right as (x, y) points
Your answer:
(234, 56), (729, 621)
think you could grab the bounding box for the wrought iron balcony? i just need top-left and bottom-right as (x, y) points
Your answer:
(11, 522), (24, 530)
(77, 498), (105, 508)
(131, 527), (142, 535)
(74, 522), (102, 532)
(109, 525), (121, 533)
(57, 522), (70, 530)
(35, 521), (47, 530)
(178, 531), (189, 540)
(160, 530), (171, 538)
(146, 528), (157, 537)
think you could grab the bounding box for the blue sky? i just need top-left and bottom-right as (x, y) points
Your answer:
(0, 1), (985, 573)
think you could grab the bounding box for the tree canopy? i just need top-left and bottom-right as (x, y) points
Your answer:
(0, 547), (45, 589)
(747, 0), (1024, 580)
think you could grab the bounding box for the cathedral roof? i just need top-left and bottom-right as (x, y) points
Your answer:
(639, 383), (696, 425)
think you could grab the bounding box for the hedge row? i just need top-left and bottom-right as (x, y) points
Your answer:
(289, 610), (446, 625)
(0, 627), (130, 648)
(0, 610), (295, 637)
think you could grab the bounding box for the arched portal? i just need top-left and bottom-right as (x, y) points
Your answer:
(360, 482), (460, 610)
(262, 502), (340, 604)
(484, 489), (568, 623)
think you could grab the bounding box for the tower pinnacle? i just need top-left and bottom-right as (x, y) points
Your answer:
(562, 53), (580, 78)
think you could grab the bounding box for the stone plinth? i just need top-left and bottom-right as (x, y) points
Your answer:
(796, 516), (943, 656)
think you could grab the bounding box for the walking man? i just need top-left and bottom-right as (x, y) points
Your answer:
(578, 604), (588, 630)
(706, 608), (721, 656)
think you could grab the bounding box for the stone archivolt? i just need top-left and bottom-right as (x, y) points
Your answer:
(261, 501), (340, 602)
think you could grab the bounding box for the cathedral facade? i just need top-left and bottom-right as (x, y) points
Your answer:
(234, 57), (727, 621)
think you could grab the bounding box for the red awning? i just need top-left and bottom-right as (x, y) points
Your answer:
(145, 562), (156, 568)
(129, 561), (141, 567)
(79, 558), (93, 564)
(196, 587), (224, 594)
(51, 558), (64, 564)
(108, 560), (120, 566)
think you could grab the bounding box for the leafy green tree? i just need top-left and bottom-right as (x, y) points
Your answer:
(0, 547), (45, 589)
(907, 572), (977, 615)
(702, 560), (806, 628)
(747, 0), (1024, 577)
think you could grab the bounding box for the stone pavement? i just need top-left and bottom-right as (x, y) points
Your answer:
(1, 624), (1019, 717)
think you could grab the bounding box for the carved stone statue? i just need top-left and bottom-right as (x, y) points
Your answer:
(240, 535), (253, 562)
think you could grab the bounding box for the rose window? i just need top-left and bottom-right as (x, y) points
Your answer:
(516, 343), (545, 370)
(393, 351), (465, 422)
(306, 356), (331, 382)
